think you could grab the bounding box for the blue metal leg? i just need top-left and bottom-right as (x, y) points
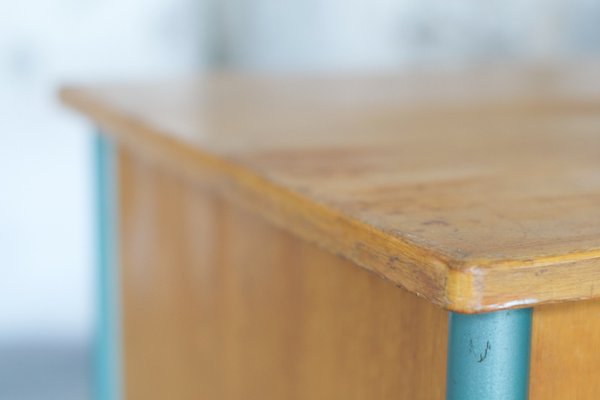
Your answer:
(93, 133), (120, 400)
(446, 308), (532, 400)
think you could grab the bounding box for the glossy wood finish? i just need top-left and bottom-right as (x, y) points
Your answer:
(118, 147), (448, 400)
(62, 64), (600, 312)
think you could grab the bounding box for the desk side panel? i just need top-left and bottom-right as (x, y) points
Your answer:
(530, 299), (600, 399)
(117, 147), (448, 400)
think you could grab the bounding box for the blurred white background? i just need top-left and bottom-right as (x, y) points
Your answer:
(1, 0), (600, 398)
(0, 0), (207, 398)
(0, 0), (207, 341)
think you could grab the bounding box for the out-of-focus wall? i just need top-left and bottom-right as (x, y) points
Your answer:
(213, 0), (600, 71)
(0, 0), (208, 341)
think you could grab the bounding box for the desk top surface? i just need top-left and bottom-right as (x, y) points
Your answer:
(62, 63), (600, 312)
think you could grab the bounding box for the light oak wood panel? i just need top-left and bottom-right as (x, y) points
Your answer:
(63, 63), (600, 311)
(530, 299), (600, 399)
(118, 147), (448, 400)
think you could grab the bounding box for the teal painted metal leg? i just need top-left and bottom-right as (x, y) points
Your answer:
(446, 308), (532, 400)
(93, 133), (121, 400)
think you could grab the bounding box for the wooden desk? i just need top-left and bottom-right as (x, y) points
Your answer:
(63, 64), (600, 399)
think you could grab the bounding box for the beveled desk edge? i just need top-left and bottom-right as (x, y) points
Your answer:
(60, 84), (600, 313)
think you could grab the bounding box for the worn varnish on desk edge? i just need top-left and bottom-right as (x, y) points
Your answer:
(61, 64), (600, 313)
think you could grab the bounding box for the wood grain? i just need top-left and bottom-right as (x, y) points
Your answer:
(118, 147), (448, 400)
(63, 63), (600, 312)
(530, 299), (600, 399)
